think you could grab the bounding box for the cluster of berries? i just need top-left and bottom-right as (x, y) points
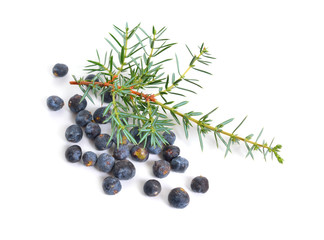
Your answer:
(47, 63), (209, 208)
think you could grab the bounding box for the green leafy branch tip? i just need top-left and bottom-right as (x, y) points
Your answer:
(69, 22), (284, 163)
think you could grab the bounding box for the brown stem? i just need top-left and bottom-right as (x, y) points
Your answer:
(69, 80), (156, 102)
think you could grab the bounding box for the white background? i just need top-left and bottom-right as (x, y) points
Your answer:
(1, 0), (324, 239)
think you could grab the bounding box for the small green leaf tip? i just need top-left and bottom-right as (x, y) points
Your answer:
(270, 144), (284, 164)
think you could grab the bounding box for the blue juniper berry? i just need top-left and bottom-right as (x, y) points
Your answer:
(47, 95), (64, 111)
(113, 144), (130, 160)
(52, 63), (68, 77)
(95, 153), (115, 173)
(102, 176), (122, 195)
(152, 160), (171, 178)
(93, 107), (111, 124)
(113, 160), (136, 180)
(65, 124), (83, 143)
(143, 179), (161, 196)
(103, 88), (113, 103)
(94, 134), (113, 150)
(112, 131), (129, 146)
(170, 156), (189, 173)
(162, 131), (176, 145)
(146, 135), (163, 154)
(82, 151), (97, 167)
(162, 145), (180, 162)
(84, 122), (101, 139)
(65, 145), (82, 163)
(85, 74), (100, 91)
(75, 110), (92, 127)
(68, 94), (87, 113)
(85, 74), (99, 82)
(130, 126), (141, 144)
(168, 187), (190, 209)
(130, 145), (149, 162)
(191, 176), (209, 193)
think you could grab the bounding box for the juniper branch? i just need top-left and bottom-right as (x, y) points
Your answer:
(69, 23), (283, 163)
(154, 100), (273, 150)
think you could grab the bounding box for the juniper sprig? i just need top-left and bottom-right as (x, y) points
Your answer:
(70, 23), (283, 163)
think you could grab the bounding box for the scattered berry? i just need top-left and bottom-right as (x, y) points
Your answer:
(191, 176), (209, 193)
(65, 145), (82, 163)
(93, 107), (111, 124)
(170, 156), (189, 173)
(84, 122), (101, 139)
(95, 153), (115, 173)
(85, 74), (99, 82)
(130, 126), (141, 144)
(112, 131), (129, 146)
(162, 145), (180, 162)
(103, 89), (113, 103)
(68, 94), (87, 113)
(49, 62), (210, 206)
(65, 124), (83, 143)
(52, 63), (68, 77)
(130, 145), (149, 162)
(163, 131), (176, 145)
(94, 134), (113, 150)
(75, 110), (92, 127)
(146, 136), (162, 154)
(82, 151), (97, 166)
(113, 160), (136, 180)
(102, 176), (122, 195)
(152, 160), (171, 178)
(143, 179), (161, 196)
(47, 95), (64, 111)
(168, 187), (190, 209)
(113, 144), (130, 160)
(85, 74), (100, 91)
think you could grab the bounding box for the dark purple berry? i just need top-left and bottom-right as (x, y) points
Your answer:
(113, 160), (136, 180)
(168, 187), (190, 209)
(47, 95), (64, 111)
(163, 131), (176, 145)
(75, 110), (92, 127)
(84, 122), (101, 139)
(65, 124), (83, 143)
(113, 144), (130, 160)
(94, 134), (113, 150)
(103, 89), (113, 103)
(191, 176), (209, 193)
(52, 63), (68, 77)
(130, 145), (149, 162)
(112, 131), (129, 146)
(146, 135), (162, 154)
(93, 107), (111, 124)
(102, 176), (122, 195)
(95, 153), (115, 173)
(85, 74), (99, 82)
(170, 156), (189, 173)
(152, 160), (170, 178)
(65, 145), (82, 163)
(68, 94), (87, 113)
(130, 127), (141, 144)
(162, 145), (180, 162)
(143, 179), (161, 196)
(85, 74), (100, 90)
(82, 151), (97, 167)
